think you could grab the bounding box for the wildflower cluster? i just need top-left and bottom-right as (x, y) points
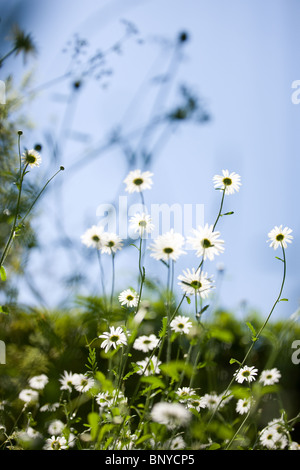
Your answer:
(1, 165), (298, 451)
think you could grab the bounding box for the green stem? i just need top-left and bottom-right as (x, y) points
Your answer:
(0, 152), (27, 269)
(110, 252), (115, 310)
(0, 46), (18, 66)
(209, 244), (287, 425)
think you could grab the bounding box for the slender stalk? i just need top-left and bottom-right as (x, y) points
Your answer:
(110, 252), (115, 311)
(0, 142), (27, 269)
(209, 244), (287, 426)
(19, 167), (64, 226)
(96, 249), (107, 308)
(0, 46), (18, 66)
(212, 188), (225, 231)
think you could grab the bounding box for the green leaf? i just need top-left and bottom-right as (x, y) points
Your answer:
(87, 412), (99, 441)
(210, 327), (234, 343)
(160, 360), (193, 381)
(0, 305), (9, 315)
(199, 304), (209, 315)
(159, 316), (168, 338)
(275, 256), (284, 262)
(280, 298), (288, 302)
(208, 443), (221, 450)
(0, 266), (7, 281)
(229, 358), (242, 366)
(135, 434), (153, 446)
(140, 376), (166, 390)
(246, 322), (258, 342)
(186, 296), (191, 305)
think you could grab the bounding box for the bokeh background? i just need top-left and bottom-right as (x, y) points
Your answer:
(1, 0), (299, 321)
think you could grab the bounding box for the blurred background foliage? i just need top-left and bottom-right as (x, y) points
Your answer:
(0, 293), (300, 443)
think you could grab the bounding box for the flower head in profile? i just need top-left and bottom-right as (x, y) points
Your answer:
(175, 387), (196, 402)
(136, 355), (162, 376)
(150, 402), (191, 429)
(213, 169), (241, 195)
(124, 169), (153, 193)
(149, 229), (186, 262)
(234, 365), (258, 384)
(129, 212), (154, 237)
(178, 268), (214, 298)
(101, 232), (123, 254)
(99, 326), (127, 353)
(21, 149), (41, 168)
(28, 374), (48, 390)
(259, 368), (281, 386)
(170, 315), (193, 335)
(81, 225), (105, 249)
(267, 225), (293, 250)
(187, 224), (224, 261)
(118, 288), (139, 308)
(201, 392), (223, 411)
(47, 420), (65, 436)
(18, 389), (39, 404)
(133, 334), (159, 353)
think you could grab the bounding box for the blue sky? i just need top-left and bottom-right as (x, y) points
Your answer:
(1, 0), (299, 320)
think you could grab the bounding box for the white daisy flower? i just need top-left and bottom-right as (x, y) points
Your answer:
(40, 402), (60, 412)
(175, 387), (196, 401)
(259, 427), (283, 450)
(186, 397), (206, 412)
(170, 315), (193, 335)
(212, 169), (241, 195)
(177, 268), (214, 298)
(81, 225), (105, 249)
(21, 149), (41, 168)
(289, 441), (300, 450)
(99, 326), (127, 353)
(267, 225), (293, 250)
(149, 229), (186, 262)
(17, 426), (42, 443)
(259, 368), (281, 386)
(100, 232), (123, 254)
(201, 392), (223, 411)
(59, 371), (78, 392)
(18, 389), (39, 404)
(28, 374), (48, 390)
(187, 224), (224, 261)
(43, 435), (68, 450)
(133, 334), (159, 353)
(150, 402), (191, 429)
(136, 355), (162, 376)
(95, 391), (112, 408)
(236, 398), (252, 415)
(129, 212), (154, 236)
(234, 365), (258, 384)
(118, 288), (139, 308)
(72, 373), (95, 393)
(47, 420), (65, 436)
(169, 435), (186, 450)
(267, 417), (287, 437)
(124, 169), (153, 193)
